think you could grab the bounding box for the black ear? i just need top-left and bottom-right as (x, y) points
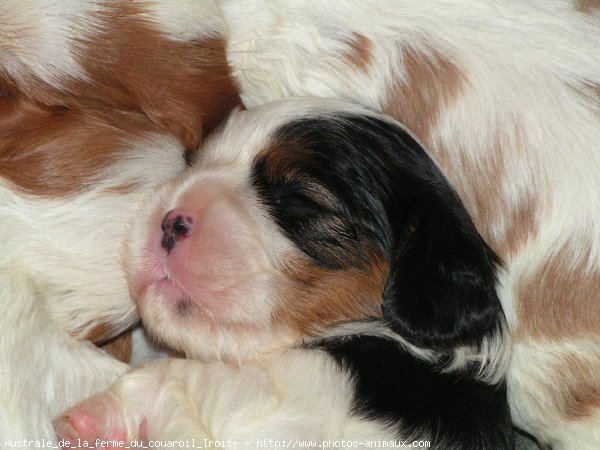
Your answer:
(382, 192), (503, 349)
(369, 121), (504, 349)
(270, 113), (504, 349)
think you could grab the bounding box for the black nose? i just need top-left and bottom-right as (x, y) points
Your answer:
(161, 210), (193, 253)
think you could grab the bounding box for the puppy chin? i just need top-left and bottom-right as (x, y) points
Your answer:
(138, 293), (298, 361)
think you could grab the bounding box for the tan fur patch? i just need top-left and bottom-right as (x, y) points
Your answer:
(275, 253), (388, 336)
(0, 2), (239, 197)
(343, 33), (373, 73)
(0, 95), (158, 197)
(546, 354), (600, 420)
(515, 241), (600, 340)
(382, 45), (543, 258)
(588, 82), (600, 105)
(576, 0), (600, 14)
(383, 46), (466, 141)
(257, 139), (391, 333)
(4, 2), (240, 150)
(102, 182), (142, 196)
(569, 80), (600, 115)
(421, 124), (540, 260)
(84, 322), (118, 344)
(79, 2), (240, 149)
(500, 192), (539, 258)
(571, 80), (600, 112)
(100, 330), (132, 363)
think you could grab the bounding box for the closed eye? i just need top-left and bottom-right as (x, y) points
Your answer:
(274, 192), (318, 210)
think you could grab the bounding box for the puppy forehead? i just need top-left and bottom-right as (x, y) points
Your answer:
(198, 98), (387, 171)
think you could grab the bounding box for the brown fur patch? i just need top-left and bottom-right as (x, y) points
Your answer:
(100, 330), (132, 363)
(500, 191), (539, 258)
(515, 241), (600, 340)
(343, 33), (373, 73)
(274, 252), (388, 336)
(0, 75), (14, 98)
(419, 123), (540, 260)
(460, 130), (537, 259)
(382, 45), (543, 258)
(0, 96), (159, 196)
(382, 46), (466, 141)
(258, 139), (340, 211)
(546, 354), (600, 420)
(78, 2), (240, 149)
(576, 0), (600, 14)
(569, 80), (600, 115)
(102, 182), (142, 196)
(3, 2), (240, 150)
(84, 322), (118, 344)
(571, 80), (600, 113)
(257, 136), (308, 177)
(588, 81), (600, 104)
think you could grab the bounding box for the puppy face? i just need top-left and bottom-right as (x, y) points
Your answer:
(126, 99), (503, 361)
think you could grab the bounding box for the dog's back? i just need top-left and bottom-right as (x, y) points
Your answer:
(0, 0), (239, 439)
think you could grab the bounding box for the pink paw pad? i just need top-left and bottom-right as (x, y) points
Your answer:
(54, 403), (128, 449)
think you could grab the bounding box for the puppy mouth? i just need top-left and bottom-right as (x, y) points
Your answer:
(152, 273), (190, 300)
(132, 258), (189, 303)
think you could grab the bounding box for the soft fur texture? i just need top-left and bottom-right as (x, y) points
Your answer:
(0, 1), (238, 440)
(77, 1), (599, 446)
(55, 99), (513, 449)
(3, 1), (599, 446)
(215, 2), (599, 447)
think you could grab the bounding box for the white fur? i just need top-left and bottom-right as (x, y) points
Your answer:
(127, 99), (496, 369)
(142, 0), (226, 41)
(0, 270), (128, 440)
(4, 0), (598, 445)
(0, 0), (102, 87)
(1, 0), (228, 438)
(125, 108), (300, 362)
(0, 0), (228, 90)
(215, 1), (600, 446)
(57, 100), (505, 444)
(510, 341), (600, 450)
(0, 133), (186, 440)
(217, 0), (600, 266)
(59, 352), (400, 444)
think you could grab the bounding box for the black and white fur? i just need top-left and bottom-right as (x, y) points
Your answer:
(55, 99), (513, 449)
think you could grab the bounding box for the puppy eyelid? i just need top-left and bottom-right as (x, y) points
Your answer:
(282, 178), (340, 210)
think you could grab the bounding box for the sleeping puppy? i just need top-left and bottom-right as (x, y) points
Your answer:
(55, 99), (513, 449)
(216, 3), (600, 447)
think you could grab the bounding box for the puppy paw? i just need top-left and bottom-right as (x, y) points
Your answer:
(54, 392), (144, 449)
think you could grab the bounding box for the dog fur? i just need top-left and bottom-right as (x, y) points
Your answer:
(215, 2), (600, 447)
(2, 1), (599, 446)
(0, 1), (238, 439)
(55, 99), (514, 449)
